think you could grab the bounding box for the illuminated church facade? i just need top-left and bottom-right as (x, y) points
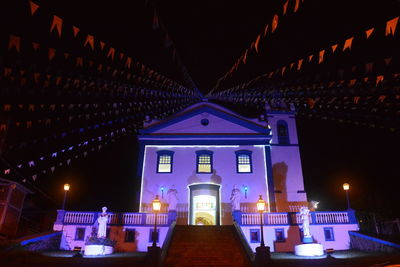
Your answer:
(54, 101), (358, 253)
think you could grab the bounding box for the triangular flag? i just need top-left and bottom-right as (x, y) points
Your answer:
(32, 42), (40, 51)
(48, 48), (56, 60)
(283, 1), (289, 15)
(297, 59), (303, 70)
(349, 79), (356, 87)
(100, 41), (105, 50)
(331, 44), (338, 53)
(386, 17), (399, 36)
(365, 62), (373, 73)
(343, 37), (354, 51)
(50, 15), (63, 37)
(354, 96), (360, 104)
(8, 35), (21, 52)
(84, 34), (95, 50)
(365, 28), (374, 39)
(242, 50), (248, 64)
(29, 1), (39, 15)
(363, 77), (369, 83)
(290, 62), (294, 69)
(264, 24), (269, 36)
(107, 47), (115, 60)
(376, 75), (384, 86)
(384, 57), (392, 65)
(294, 0), (300, 12)
(254, 35), (261, 53)
(319, 50), (325, 64)
(281, 66), (286, 76)
(308, 54), (313, 62)
(126, 57), (132, 68)
(72, 26), (80, 37)
(271, 15), (279, 32)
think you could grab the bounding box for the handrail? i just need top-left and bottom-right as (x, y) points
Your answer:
(233, 221), (255, 263)
(161, 221), (177, 263)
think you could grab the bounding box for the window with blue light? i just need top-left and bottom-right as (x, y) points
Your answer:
(235, 150), (252, 173)
(250, 229), (260, 243)
(275, 228), (285, 242)
(324, 227), (334, 241)
(125, 229), (136, 243)
(196, 150), (213, 173)
(149, 229), (159, 242)
(277, 120), (290, 145)
(75, 227), (85, 241)
(157, 150), (174, 173)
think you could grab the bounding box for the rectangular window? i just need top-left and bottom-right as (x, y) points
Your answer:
(275, 228), (285, 242)
(249, 229), (260, 243)
(196, 151), (213, 173)
(125, 229), (136, 243)
(324, 227), (334, 241)
(237, 153), (252, 173)
(75, 227), (85, 241)
(157, 151), (174, 173)
(149, 229), (159, 243)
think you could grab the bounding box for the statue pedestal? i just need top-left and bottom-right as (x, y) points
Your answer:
(294, 243), (324, 257)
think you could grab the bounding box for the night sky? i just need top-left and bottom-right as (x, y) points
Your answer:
(1, 0), (399, 218)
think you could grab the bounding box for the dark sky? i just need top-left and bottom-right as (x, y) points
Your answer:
(2, 0), (399, 218)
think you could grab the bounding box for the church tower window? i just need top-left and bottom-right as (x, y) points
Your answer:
(277, 120), (290, 144)
(196, 150), (213, 173)
(235, 150), (252, 173)
(157, 150), (174, 173)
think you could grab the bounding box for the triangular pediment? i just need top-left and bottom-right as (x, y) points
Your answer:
(140, 103), (270, 135)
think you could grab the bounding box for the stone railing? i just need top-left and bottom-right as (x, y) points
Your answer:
(55, 210), (172, 226)
(238, 210), (357, 226)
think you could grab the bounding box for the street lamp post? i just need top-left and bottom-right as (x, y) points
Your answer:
(342, 183), (351, 210)
(151, 195), (161, 247)
(62, 184), (70, 210)
(254, 195), (270, 267)
(256, 195), (266, 247)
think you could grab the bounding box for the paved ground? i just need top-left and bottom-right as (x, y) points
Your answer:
(0, 250), (399, 266)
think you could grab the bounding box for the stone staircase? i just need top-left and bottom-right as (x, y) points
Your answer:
(163, 225), (252, 267)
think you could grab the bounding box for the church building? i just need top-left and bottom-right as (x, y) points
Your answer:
(54, 101), (358, 253)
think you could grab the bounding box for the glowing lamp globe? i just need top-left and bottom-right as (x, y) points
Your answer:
(64, 184), (70, 191)
(256, 195), (266, 212)
(343, 183), (350, 191)
(152, 195), (161, 212)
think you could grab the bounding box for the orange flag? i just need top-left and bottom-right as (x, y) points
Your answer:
(100, 41), (105, 50)
(50, 15), (63, 37)
(126, 57), (132, 68)
(84, 35), (95, 50)
(319, 50), (325, 64)
(308, 54), (313, 62)
(48, 48), (56, 60)
(290, 62), (294, 69)
(72, 26), (80, 37)
(8, 35), (21, 52)
(76, 57), (83, 67)
(107, 47), (115, 60)
(297, 59), (303, 70)
(384, 57), (392, 65)
(29, 1), (39, 15)
(386, 17), (399, 36)
(271, 15), (279, 32)
(264, 24), (269, 36)
(243, 50), (248, 64)
(378, 95), (386, 103)
(331, 44), (338, 53)
(294, 0), (300, 12)
(365, 28), (374, 39)
(254, 34), (261, 53)
(32, 42), (40, 51)
(354, 96), (360, 104)
(363, 77), (369, 83)
(349, 79), (356, 87)
(281, 66), (286, 76)
(365, 62), (373, 73)
(343, 37), (354, 51)
(283, 1), (288, 15)
(376, 75), (384, 85)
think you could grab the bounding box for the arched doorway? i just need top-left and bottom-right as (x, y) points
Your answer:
(188, 184), (220, 225)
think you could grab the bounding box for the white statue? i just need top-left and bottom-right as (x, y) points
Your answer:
(300, 206), (311, 238)
(97, 207), (108, 238)
(230, 185), (241, 211)
(166, 188), (178, 211)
